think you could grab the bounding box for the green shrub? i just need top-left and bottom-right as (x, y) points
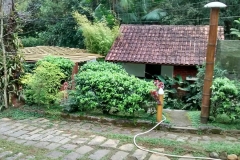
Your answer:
(21, 61), (65, 106)
(79, 61), (127, 74)
(37, 56), (74, 80)
(21, 36), (46, 47)
(182, 64), (227, 110)
(210, 77), (240, 122)
(73, 62), (155, 114)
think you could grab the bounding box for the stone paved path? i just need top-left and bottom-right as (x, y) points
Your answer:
(0, 117), (239, 160)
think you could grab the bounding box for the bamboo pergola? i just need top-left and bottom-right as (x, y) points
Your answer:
(20, 46), (103, 63)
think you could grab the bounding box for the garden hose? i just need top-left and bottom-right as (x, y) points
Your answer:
(133, 115), (221, 160)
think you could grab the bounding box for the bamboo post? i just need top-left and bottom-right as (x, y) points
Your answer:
(157, 88), (164, 122)
(200, 2), (226, 124)
(71, 62), (79, 89)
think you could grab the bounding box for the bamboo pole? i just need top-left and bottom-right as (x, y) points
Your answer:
(201, 2), (226, 124)
(157, 88), (164, 122)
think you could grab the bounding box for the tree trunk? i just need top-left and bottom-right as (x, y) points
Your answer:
(0, 0), (8, 108)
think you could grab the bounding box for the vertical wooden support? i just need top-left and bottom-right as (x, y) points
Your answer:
(200, 8), (220, 124)
(71, 62), (79, 89)
(157, 88), (164, 122)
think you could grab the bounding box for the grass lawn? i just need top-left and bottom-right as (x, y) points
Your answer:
(188, 111), (240, 130)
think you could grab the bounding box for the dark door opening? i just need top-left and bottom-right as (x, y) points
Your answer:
(145, 64), (161, 79)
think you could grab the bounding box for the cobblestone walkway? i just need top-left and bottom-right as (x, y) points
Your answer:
(0, 117), (239, 160)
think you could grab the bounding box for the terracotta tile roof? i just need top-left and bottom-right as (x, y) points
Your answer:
(20, 46), (103, 63)
(105, 25), (224, 65)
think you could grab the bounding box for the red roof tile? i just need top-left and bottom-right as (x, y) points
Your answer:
(105, 25), (224, 65)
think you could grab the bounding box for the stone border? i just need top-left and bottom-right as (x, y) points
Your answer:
(64, 113), (240, 136)
(18, 108), (240, 136)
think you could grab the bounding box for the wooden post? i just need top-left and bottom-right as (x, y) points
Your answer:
(201, 2), (226, 124)
(71, 62), (79, 89)
(157, 88), (164, 122)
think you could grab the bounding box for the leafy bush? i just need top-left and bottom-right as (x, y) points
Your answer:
(210, 77), (240, 122)
(79, 61), (127, 74)
(21, 61), (65, 106)
(182, 64), (227, 110)
(37, 56), (74, 80)
(155, 75), (188, 109)
(21, 36), (46, 47)
(73, 62), (155, 114)
(73, 12), (119, 56)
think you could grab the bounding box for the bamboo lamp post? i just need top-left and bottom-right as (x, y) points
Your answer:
(157, 88), (164, 122)
(200, 2), (226, 124)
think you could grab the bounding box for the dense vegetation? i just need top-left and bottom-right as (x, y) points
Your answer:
(62, 62), (156, 114)
(16, 0), (240, 49)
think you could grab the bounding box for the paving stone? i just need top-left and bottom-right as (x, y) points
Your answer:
(101, 139), (119, 148)
(60, 144), (78, 150)
(88, 136), (106, 145)
(54, 130), (64, 135)
(88, 149), (110, 160)
(28, 129), (44, 135)
(119, 144), (135, 151)
(0, 135), (8, 139)
(0, 151), (13, 159)
(202, 136), (211, 141)
(176, 136), (189, 142)
(59, 137), (71, 144)
(5, 152), (24, 160)
(0, 126), (15, 133)
(178, 154), (195, 160)
(149, 154), (171, 160)
(14, 139), (27, 144)
(132, 149), (148, 160)
(111, 151), (129, 160)
(18, 155), (35, 160)
(34, 141), (50, 149)
(76, 145), (93, 155)
(24, 126), (37, 131)
(23, 140), (37, 146)
(72, 138), (89, 144)
(46, 151), (64, 159)
(10, 130), (29, 137)
(41, 135), (54, 141)
(63, 152), (83, 160)
(4, 125), (26, 134)
(50, 136), (66, 143)
(7, 137), (17, 141)
(26, 134), (42, 140)
(166, 134), (178, 139)
(45, 143), (62, 150)
(225, 136), (238, 141)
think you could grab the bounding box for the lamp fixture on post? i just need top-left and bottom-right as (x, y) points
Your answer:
(200, 2), (226, 124)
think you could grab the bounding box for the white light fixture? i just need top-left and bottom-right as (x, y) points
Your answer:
(204, 2), (227, 8)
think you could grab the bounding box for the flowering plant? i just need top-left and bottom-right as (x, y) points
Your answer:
(150, 80), (164, 104)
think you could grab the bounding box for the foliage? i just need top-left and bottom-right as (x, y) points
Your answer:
(155, 75), (188, 109)
(182, 64), (227, 110)
(21, 61), (65, 106)
(210, 77), (240, 122)
(21, 36), (46, 47)
(17, 0), (86, 48)
(0, 54), (25, 108)
(230, 18), (240, 39)
(79, 61), (127, 74)
(73, 12), (119, 56)
(73, 62), (155, 114)
(37, 56), (74, 80)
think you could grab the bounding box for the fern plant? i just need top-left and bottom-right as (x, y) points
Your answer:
(230, 18), (240, 39)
